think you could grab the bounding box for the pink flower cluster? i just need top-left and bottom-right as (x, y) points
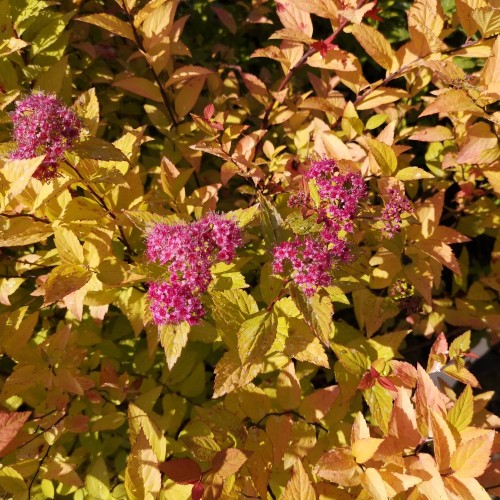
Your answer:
(273, 237), (332, 296)
(146, 213), (242, 326)
(273, 159), (367, 295)
(380, 188), (413, 237)
(10, 92), (81, 181)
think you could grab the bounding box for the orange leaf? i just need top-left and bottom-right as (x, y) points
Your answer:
(451, 432), (494, 478)
(430, 410), (457, 472)
(314, 448), (361, 487)
(388, 387), (421, 449)
(415, 364), (449, 435)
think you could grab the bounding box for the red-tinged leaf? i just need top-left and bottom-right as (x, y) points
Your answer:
(204, 103), (215, 121)
(43, 265), (93, 306)
(211, 6), (237, 34)
(276, 1), (313, 37)
(451, 432), (495, 478)
(0, 411), (31, 455)
(389, 360), (418, 388)
(211, 448), (248, 480)
(357, 371), (376, 390)
(191, 481), (204, 500)
(159, 458), (201, 484)
(378, 376), (397, 392)
(416, 239), (462, 276)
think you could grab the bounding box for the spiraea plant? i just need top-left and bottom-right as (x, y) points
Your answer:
(0, 0), (498, 499)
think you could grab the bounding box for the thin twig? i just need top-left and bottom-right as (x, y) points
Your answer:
(27, 445), (51, 496)
(121, 3), (178, 127)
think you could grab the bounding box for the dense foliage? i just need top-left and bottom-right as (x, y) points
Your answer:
(0, 0), (499, 498)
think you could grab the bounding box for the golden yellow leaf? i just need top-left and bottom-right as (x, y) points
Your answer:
(159, 322), (189, 370)
(352, 438), (384, 464)
(282, 459), (316, 500)
(444, 475), (491, 500)
(78, 13), (135, 41)
(419, 89), (485, 118)
(360, 468), (387, 500)
(451, 432), (494, 478)
(351, 412), (370, 443)
(356, 87), (410, 111)
(379, 470), (422, 496)
(113, 77), (163, 102)
(349, 24), (397, 72)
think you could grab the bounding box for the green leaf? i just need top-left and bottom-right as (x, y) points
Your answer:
(449, 331), (471, 359)
(0, 466), (27, 494)
(238, 310), (277, 363)
(159, 322), (190, 370)
(31, 10), (75, 56)
(86, 456), (111, 499)
(363, 384), (393, 434)
(291, 285), (333, 346)
(259, 194), (284, 248)
(211, 289), (258, 350)
(331, 343), (369, 375)
(447, 385), (473, 432)
(260, 262), (284, 306)
(365, 114), (387, 130)
(366, 138), (397, 176)
(396, 167), (434, 181)
(213, 351), (264, 398)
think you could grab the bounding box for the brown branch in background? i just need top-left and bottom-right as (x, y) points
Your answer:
(121, 3), (178, 127)
(28, 445), (51, 496)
